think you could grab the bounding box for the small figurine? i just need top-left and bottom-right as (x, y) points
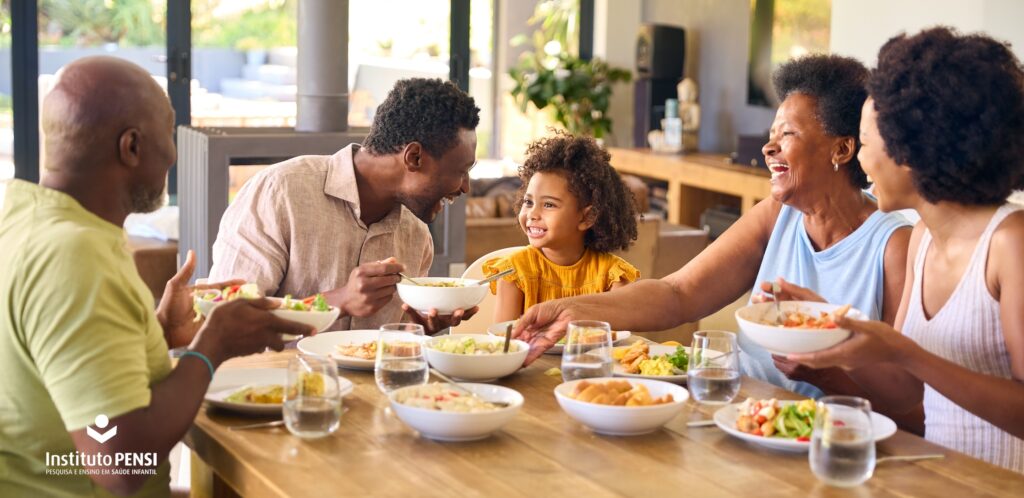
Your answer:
(677, 78), (700, 152)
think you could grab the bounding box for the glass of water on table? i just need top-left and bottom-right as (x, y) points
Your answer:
(284, 354), (342, 439)
(687, 330), (741, 405)
(561, 320), (614, 381)
(374, 323), (428, 394)
(810, 396), (875, 487)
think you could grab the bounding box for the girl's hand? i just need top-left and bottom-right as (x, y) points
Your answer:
(754, 277), (826, 303)
(786, 315), (914, 370)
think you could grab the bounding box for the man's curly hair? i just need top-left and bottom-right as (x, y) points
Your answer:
(868, 27), (1024, 205)
(773, 54), (870, 188)
(363, 78), (480, 157)
(516, 132), (639, 253)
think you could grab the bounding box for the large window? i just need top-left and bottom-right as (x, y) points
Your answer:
(1, 3), (13, 181)
(37, 0), (168, 177)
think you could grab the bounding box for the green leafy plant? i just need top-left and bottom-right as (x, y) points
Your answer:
(507, 1), (630, 139)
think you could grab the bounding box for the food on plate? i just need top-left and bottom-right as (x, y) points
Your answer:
(194, 283), (331, 313)
(223, 373), (325, 405)
(335, 341), (419, 359)
(735, 398), (816, 440)
(759, 304), (851, 329)
(568, 380), (674, 406)
(544, 367), (562, 377)
(394, 383), (501, 413)
(335, 341), (379, 359)
(612, 342), (689, 375)
(430, 337), (520, 354)
(558, 328), (619, 345)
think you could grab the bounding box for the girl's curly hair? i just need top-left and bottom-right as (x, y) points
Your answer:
(515, 132), (639, 252)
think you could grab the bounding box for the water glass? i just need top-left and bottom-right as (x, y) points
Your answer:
(374, 323), (428, 394)
(810, 396), (876, 487)
(561, 320), (614, 382)
(687, 330), (741, 405)
(283, 354), (342, 439)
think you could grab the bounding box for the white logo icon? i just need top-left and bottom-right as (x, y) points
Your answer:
(86, 415), (117, 444)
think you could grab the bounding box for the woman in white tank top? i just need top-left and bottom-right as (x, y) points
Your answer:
(788, 27), (1024, 473)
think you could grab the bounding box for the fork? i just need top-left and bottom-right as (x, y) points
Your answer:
(397, 272), (423, 286)
(876, 454), (945, 464)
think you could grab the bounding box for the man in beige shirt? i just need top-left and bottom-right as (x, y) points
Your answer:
(209, 79), (479, 333)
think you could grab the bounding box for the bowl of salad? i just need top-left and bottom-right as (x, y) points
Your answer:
(734, 301), (865, 354)
(388, 382), (524, 441)
(397, 277), (488, 315)
(424, 334), (529, 382)
(194, 283), (340, 336)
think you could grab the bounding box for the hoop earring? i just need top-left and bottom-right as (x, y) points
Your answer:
(833, 161), (839, 172)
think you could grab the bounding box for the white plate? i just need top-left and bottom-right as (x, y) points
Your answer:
(612, 344), (688, 384)
(204, 367), (354, 415)
(712, 400), (897, 452)
(297, 330), (383, 370)
(487, 321), (632, 355)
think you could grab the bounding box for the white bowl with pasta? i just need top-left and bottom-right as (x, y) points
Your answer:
(396, 277), (488, 314)
(388, 383), (524, 441)
(734, 301), (865, 354)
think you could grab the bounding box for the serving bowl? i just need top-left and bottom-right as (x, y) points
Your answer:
(195, 297), (340, 339)
(397, 277), (488, 314)
(423, 334), (529, 382)
(388, 383), (524, 441)
(554, 377), (689, 436)
(734, 301), (865, 355)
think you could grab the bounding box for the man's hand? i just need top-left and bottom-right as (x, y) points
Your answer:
(401, 304), (479, 335)
(323, 257), (405, 318)
(192, 297), (315, 366)
(512, 299), (578, 365)
(156, 250), (245, 348)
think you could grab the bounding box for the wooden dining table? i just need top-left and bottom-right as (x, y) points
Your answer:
(186, 347), (1024, 497)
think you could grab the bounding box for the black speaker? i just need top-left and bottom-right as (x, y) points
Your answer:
(636, 24), (685, 79)
(633, 78), (679, 147)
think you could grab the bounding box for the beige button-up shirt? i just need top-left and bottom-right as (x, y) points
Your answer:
(209, 144), (433, 330)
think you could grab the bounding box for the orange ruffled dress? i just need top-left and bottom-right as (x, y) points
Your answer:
(482, 246), (640, 313)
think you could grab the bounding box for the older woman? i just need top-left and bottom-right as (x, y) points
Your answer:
(514, 54), (912, 400)
(789, 27), (1024, 473)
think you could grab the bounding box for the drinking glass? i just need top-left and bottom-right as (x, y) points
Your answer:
(374, 323), (428, 394)
(283, 354), (342, 439)
(809, 396), (876, 487)
(561, 320), (614, 382)
(686, 330), (741, 405)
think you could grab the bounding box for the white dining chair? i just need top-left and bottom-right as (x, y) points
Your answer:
(451, 246), (525, 334)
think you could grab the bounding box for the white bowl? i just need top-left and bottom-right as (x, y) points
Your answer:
(554, 377), (689, 436)
(424, 334), (529, 382)
(196, 297), (339, 339)
(487, 321), (633, 355)
(397, 277), (488, 314)
(734, 301), (865, 355)
(388, 383), (524, 441)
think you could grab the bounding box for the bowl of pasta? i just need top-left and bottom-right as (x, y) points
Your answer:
(734, 301), (865, 354)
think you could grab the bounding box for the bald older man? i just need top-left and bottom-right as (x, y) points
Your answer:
(0, 57), (309, 497)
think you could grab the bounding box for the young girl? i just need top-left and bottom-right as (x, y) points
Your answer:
(483, 132), (641, 321)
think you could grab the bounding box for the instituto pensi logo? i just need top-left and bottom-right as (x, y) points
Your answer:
(86, 414), (117, 444)
(45, 413), (158, 477)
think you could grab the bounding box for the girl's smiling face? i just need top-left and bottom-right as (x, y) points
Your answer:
(518, 171), (593, 252)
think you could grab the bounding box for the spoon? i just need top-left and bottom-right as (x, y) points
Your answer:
(771, 281), (786, 325)
(502, 322), (513, 353)
(429, 368), (510, 408)
(397, 272), (423, 286)
(474, 268), (516, 287)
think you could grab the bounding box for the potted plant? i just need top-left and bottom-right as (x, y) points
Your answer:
(509, 52), (630, 140)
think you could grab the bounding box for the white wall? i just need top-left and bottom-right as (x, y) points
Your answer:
(831, 0), (1024, 65)
(593, 0), (642, 148)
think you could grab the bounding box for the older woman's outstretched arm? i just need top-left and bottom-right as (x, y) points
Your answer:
(513, 198), (781, 364)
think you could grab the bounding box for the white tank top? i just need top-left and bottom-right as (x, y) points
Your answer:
(902, 204), (1024, 473)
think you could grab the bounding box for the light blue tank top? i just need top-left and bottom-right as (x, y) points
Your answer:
(740, 202), (911, 398)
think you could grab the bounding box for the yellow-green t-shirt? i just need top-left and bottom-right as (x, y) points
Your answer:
(0, 180), (172, 497)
